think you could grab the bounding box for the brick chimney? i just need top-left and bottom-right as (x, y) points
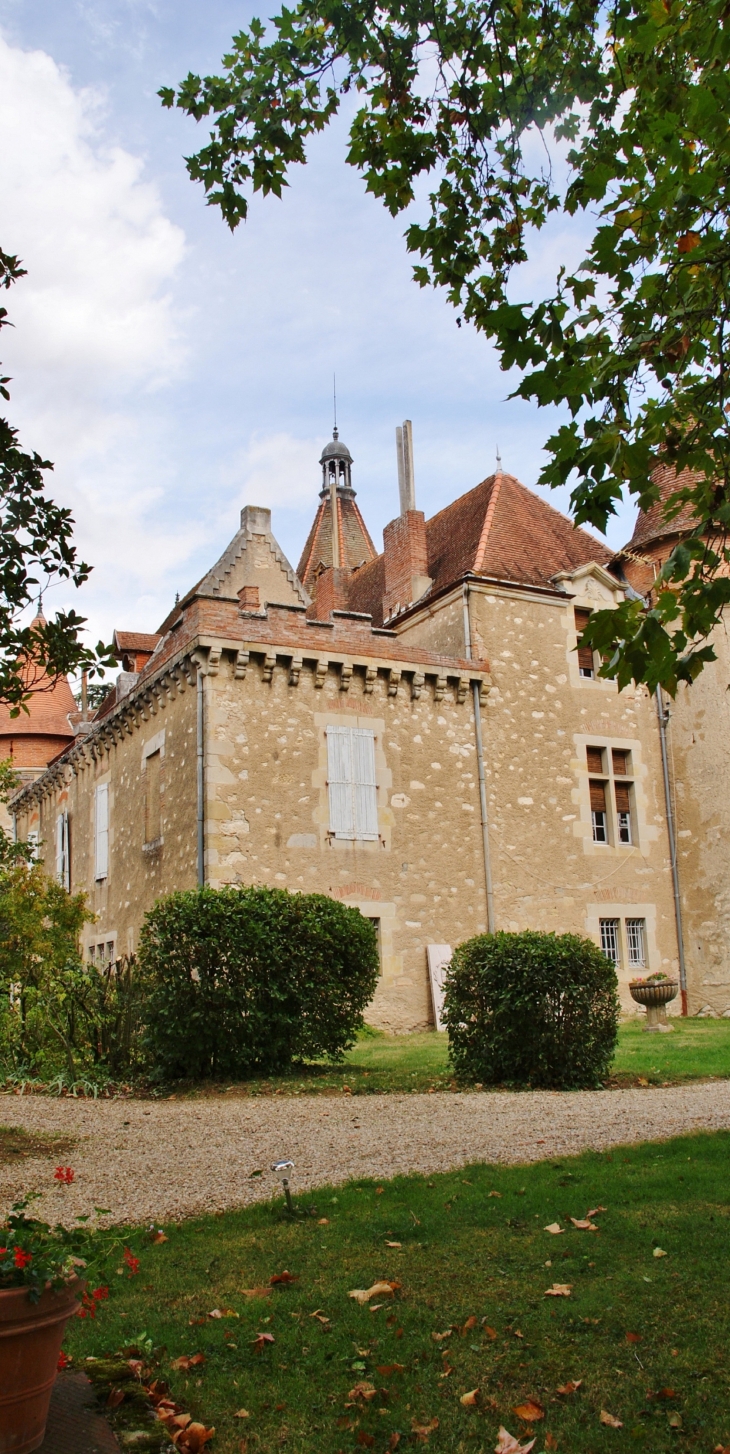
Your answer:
(383, 510), (432, 620)
(309, 565), (351, 619)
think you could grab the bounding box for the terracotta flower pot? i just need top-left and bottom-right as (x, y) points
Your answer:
(629, 978), (679, 1031)
(0, 1278), (82, 1454)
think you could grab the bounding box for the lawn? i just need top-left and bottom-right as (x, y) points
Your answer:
(180, 1018), (730, 1098)
(67, 1130), (730, 1454)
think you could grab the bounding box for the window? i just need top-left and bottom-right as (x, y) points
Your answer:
(600, 919), (620, 963)
(145, 749), (162, 844)
(94, 783), (109, 881)
(326, 726), (379, 840)
(575, 607), (595, 677)
(615, 782), (632, 843)
(590, 779), (608, 842)
(612, 748), (630, 776)
(626, 918), (646, 967)
(55, 812), (69, 890)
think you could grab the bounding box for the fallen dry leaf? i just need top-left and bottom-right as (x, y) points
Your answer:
(234, 1409), (250, 1419)
(356, 1433), (375, 1448)
(494, 1427), (536, 1454)
(545, 1435), (558, 1451)
(513, 1400), (545, 1422)
(106, 1388), (125, 1409)
(653, 1247), (668, 1259)
(310, 1312), (330, 1326)
(170, 1353), (206, 1371)
(488, 1191), (502, 1198)
(318, 1218), (329, 1225)
(252, 1332), (275, 1352)
(388, 1435), (401, 1451)
(460, 1389), (480, 1407)
(556, 1380), (582, 1396)
(411, 1416), (439, 1441)
(385, 1241), (402, 1248)
(638, 1077), (649, 1086)
(152, 1232), (168, 1244)
(189, 1316), (206, 1327)
(667, 1412), (683, 1429)
(570, 1218), (598, 1231)
(270, 1270), (298, 1285)
(375, 1187), (384, 1195)
(483, 1324), (498, 1340)
(656, 1388), (678, 1400)
(347, 1381), (377, 1403)
(586, 1206), (607, 1218)
(173, 1424), (215, 1453)
(625, 1332), (641, 1344)
(461, 1316), (478, 1334)
(240, 1287), (271, 1299)
(208, 1308), (239, 1319)
(376, 1364), (405, 1375)
(599, 1410), (623, 1428)
(544, 1284), (572, 1297)
(544, 1223), (564, 1235)
(349, 1281), (401, 1305)
(431, 1329), (453, 1343)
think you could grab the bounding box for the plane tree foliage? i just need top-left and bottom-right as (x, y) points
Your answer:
(0, 248), (113, 712)
(162, 0), (730, 693)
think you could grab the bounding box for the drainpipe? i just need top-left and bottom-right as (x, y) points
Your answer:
(656, 685), (688, 1014)
(196, 663), (205, 887)
(463, 584), (495, 933)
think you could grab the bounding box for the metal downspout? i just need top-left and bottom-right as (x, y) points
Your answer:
(196, 664), (205, 887)
(655, 685), (688, 1013)
(463, 584), (495, 933)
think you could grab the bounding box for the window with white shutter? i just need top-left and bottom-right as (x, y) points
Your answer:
(326, 726), (379, 841)
(55, 812), (69, 890)
(95, 784), (109, 881)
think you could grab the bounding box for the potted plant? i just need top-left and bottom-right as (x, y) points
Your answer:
(629, 971), (679, 1032)
(0, 1169), (134, 1454)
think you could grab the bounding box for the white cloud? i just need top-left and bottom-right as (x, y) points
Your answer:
(227, 432), (326, 513)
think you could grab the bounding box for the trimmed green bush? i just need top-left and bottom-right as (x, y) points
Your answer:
(443, 930), (620, 1089)
(138, 886), (379, 1080)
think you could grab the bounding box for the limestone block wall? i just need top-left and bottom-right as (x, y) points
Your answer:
(203, 653), (489, 1031)
(396, 578), (681, 1012)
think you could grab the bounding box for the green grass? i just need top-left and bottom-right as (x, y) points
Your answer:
(178, 1019), (730, 1099)
(67, 1131), (730, 1454)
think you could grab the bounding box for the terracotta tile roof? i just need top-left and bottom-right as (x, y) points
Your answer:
(627, 464), (704, 551)
(0, 665), (76, 746)
(297, 491), (377, 593)
(345, 472), (610, 624)
(113, 631), (162, 654)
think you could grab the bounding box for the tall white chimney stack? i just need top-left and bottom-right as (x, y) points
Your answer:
(396, 420), (416, 515)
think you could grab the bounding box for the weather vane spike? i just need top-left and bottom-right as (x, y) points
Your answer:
(37, 591), (43, 616)
(333, 373), (337, 438)
(496, 445), (502, 476)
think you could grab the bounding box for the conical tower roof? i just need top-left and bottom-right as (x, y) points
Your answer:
(297, 431), (377, 593)
(626, 463), (703, 552)
(0, 615), (76, 768)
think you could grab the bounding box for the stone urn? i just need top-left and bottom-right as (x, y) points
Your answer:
(629, 977), (679, 1032)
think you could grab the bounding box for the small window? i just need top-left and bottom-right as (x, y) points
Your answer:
(590, 779), (608, 842)
(94, 785), (109, 881)
(612, 748), (630, 776)
(326, 726), (379, 841)
(615, 782), (632, 844)
(626, 918), (646, 967)
(600, 918), (620, 964)
(586, 745), (604, 774)
(55, 812), (69, 890)
(145, 749), (162, 844)
(575, 607), (595, 677)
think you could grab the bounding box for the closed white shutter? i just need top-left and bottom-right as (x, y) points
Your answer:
(326, 727), (354, 838)
(352, 729), (379, 840)
(55, 812), (69, 889)
(95, 784), (109, 881)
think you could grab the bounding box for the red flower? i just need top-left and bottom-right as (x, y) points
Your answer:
(54, 1166), (75, 1185)
(77, 1290), (98, 1319)
(57, 1351), (70, 1371)
(0, 1248), (7, 1258)
(123, 1247), (140, 1276)
(91, 1286), (109, 1301)
(13, 1247), (32, 1269)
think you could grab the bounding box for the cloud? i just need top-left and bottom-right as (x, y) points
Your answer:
(226, 432), (326, 513)
(0, 30), (190, 640)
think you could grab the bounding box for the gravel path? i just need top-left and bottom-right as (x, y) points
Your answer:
(2, 1081), (729, 1227)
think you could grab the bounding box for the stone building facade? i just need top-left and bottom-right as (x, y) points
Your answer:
(11, 431), (704, 1029)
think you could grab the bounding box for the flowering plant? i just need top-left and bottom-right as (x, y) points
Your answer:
(629, 971), (676, 985)
(1, 1169), (140, 1304)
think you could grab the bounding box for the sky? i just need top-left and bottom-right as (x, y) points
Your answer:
(0, 0), (638, 654)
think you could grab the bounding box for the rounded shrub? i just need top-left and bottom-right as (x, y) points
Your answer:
(138, 885), (379, 1081)
(442, 930), (619, 1089)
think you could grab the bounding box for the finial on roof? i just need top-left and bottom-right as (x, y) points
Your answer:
(37, 591), (43, 616)
(175, 591), (180, 605)
(333, 373), (337, 436)
(495, 446), (502, 477)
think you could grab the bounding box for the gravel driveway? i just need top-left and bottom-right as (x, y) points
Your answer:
(2, 1081), (729, 1227)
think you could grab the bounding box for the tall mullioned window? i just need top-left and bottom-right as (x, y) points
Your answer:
(575, 607), (596, 678)
(587, 745), (636, 847)
(326, 726), (379, 841)
(94, 784), (109, 881)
